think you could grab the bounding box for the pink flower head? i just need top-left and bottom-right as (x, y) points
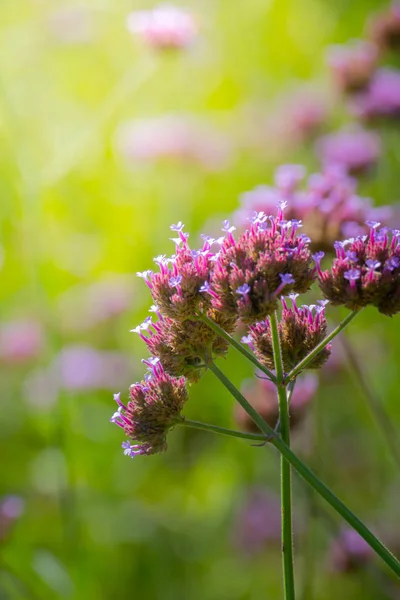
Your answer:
(0, 319), (44, 364)
(368, 3), (400, 52)
(326, 40), (378, 93)
(110, 361), (188, 456)
(236, 372), (318, 432)
(126, 5), (197, 50)
(330, 527), (374, 573)
(316, 127), (381, 175)
(235, 164), (393, 253)
(233, 488), (281, 555)
(318, 224), (400, 316)
(116, 116), (231, 171)
(351, 68), (400, 120)
(248, 296), (331, 372)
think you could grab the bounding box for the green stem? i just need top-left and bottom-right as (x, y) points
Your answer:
(271, 312), (295, 599)
(208, 361), (400, 578)
(178, 419), (267, 443)
(340, 333), (400, 470)
(199, 314), (276, 383)
(286, 309), (361, 382)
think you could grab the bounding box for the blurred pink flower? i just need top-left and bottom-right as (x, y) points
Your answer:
(0, 319), (44, 364)
(116, 115), (232, 171)
(329, 527), (374, 573)
(368, 2), (400, 52)
(315, 127), (381, 175)
(57, 275), (135, 333)
(350, 68), (400, 119)
(53, 345), (131, 391)
(326, 40), (378, 93)
(233, 488), (281, 555)
(48, 6), (94, 44)
(126, 5), (197, 50)
(236, 372), (318, 432)
(0, 495), (25, 542)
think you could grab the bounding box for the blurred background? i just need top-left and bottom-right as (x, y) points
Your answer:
(1, 0), (400, 598)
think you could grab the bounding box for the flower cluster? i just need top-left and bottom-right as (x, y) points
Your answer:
(208, 208), (316, 324)
(244, 295), (331, 373)
(326, 40), (378, 94)
(111, 360), (188, 456)
(368, 3), (400, 52)
(235, 373), (318, 432)
(351, 68), (400, 120)
(315, 127), (381, 176)
(317, 222), (400, 316)
(126, 5), (197, 50)
(235, 165), (392, 253)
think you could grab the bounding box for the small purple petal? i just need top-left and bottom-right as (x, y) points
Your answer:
(279, 273), (295, 285)
(236, 283), (251, 296)
(344, 268), (361, 281)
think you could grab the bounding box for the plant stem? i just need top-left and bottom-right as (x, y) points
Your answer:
(178, 419), (267, 442)
(271, 312), (296, 599)
(208, 361), (400, 578)
(199, 313), (276, 383)
(340, 333), (400, 470)
(286, 309), (361, 382)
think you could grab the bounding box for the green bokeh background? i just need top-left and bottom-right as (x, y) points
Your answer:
(1, 1), (400, 598)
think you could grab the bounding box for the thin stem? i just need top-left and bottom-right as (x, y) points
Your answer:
(286, 309), (361, 382)
(340, 333), (400, 470)
(178, 419), (267, 442)
(271, 312), (295, 599)
(199, 314), (276, 383)
(208, 361), (400, 577)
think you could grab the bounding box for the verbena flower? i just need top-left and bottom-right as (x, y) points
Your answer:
(126, 5), (197, 50)
(351, 68), (400, 120)
(326, 40), (378, 93)
(368, 3), (400, 52)
(246, 296), (331, 372)
(317, 223), (400, 315)
(316, 127), (381, 176)
(134, 312), (234, 381)
(330, 527), (374, 573)
(233, 488), (282, 555)
(208, 207), (316, 324)
(235, 165), (393, 253)
(110, 361), (188, 456)
(235, 373), (318, 432)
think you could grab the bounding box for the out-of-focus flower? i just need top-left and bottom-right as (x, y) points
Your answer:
(245, 296), (331, 372)
(126, 5), (197, 50)
(0, 496), (25, 542)
(233, 488), (281, 555)
(317, 223), (400, 316)
(351, 68), (400, 120)
(235, 165), (393, 253)
(116, 116), (232, 171)
(57, 275), (135, 333)
(246, 88), (329, 156)
(111, 360), (188, 456)
(0, 319), (44, 365)
(235, 373), (318, 433)
(368, 3), (400, 53)
(326, 40), (378, 93)
(329, 527), (374, 573)
(53, 345), (132, 391)
(48, 6), (94, 44)
(315, 127), (381, 175)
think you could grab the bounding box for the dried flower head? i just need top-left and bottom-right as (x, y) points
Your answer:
(235, 373), (318, 432)
(111, 360), (188, 456)
(368, 3), (400, 52)
(207, 207), (316, 324)
(317, 223), (400, 316)
(126, 5), (197, 50)
(326, 40), (378, 93)
(245, 296), (331, 372)
(316, 127), (381, 176)
(235, 165), (392, 253)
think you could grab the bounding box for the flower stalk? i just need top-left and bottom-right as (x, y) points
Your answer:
(270, 311), (296, 599)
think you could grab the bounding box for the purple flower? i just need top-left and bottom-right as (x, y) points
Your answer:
(344, 269), (361, 281)
(365, 220), (381, 229)
(170, 221), (184, 232)
(170, 275), (182, 288)
(222, 220), (236, 234)
(241, 335), (253, 345)
(365, 259), (381, 270)
(316, 127), (381, 175)
(122, 441), (134, 457)
(279, 273), (295, 285)
(236, 284), (251, 296)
